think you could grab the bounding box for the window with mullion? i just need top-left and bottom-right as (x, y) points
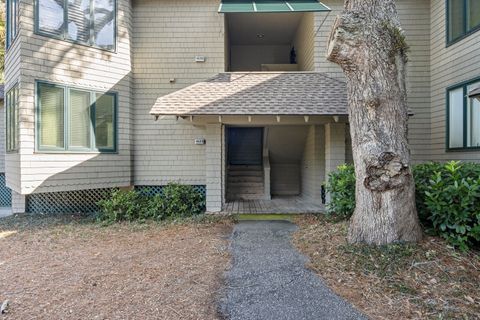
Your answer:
(6, 85), (19, 152)
(36, 0), (116, 50)
(447, 0), (480, 44)
(36, 82), (116, 152)
(6, 0), (20, 48)
(447, 78), (480, 150)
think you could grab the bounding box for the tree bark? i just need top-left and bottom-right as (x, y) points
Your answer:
(326, 0), (423, 244)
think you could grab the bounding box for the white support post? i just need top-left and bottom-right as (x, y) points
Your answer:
(205, 124), (223, 213)
(11, 190), (26, 214)
(325, 123), (346, 202)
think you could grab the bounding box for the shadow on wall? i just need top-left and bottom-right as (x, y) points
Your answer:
(15, 3), (134, 198)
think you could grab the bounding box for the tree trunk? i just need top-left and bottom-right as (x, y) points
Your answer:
(326, 0), (423, 245)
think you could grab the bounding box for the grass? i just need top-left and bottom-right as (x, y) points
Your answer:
(294, 214), (480, 320)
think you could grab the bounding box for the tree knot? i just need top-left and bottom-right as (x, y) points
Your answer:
(364, 152), (410, 191)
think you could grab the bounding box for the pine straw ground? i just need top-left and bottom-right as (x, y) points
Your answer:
(0, 214), (232, 320)
(294, 215), (480, 320)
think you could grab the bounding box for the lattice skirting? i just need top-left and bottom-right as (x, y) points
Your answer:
(0, 173), (12, 207)
(26, 185), (207, 214)
(135, 185), (206, 197)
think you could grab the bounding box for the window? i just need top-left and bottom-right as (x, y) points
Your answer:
(36, 82), (117, 152)
(36, 0), (116, 51)
(447, 78), (480, 150)
(447, 0), (480, 44)
(5, 85), (19, 152)
(6, 0), (20, 48)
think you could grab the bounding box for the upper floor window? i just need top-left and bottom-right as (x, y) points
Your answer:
(6, 84), (19, 152)
(447, 0), (480, 44)
(36, 81), (117, 152)
(36, 0), (116, 51)
(447, 78), (480, 150)
(6, 0), (20, 48)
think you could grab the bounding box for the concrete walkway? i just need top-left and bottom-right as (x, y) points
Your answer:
(219, 221), (366, 320)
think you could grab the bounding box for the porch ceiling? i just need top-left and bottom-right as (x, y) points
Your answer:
(150, 72), (348, 117)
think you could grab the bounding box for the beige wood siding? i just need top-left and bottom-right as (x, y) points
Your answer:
(132, 0), (225, 186)
(430, 0), (480, 162)
(293, 13), (315, 71)
(0, 103), (5, 172)
(4, 0), (133, 194)
(313, 0), (432, 163)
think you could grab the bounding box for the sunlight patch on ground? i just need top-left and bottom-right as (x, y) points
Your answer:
(0, 230), (17, 239)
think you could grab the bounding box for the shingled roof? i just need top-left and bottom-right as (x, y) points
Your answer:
(150, 72), (348, 116)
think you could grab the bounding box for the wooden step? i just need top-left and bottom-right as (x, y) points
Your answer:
(227, 194), (265, 201)
(228, 165), (263, 171)
(227, 181), (264, 188)
(228, 171), (263, 177)
(227, 175), (264, 183)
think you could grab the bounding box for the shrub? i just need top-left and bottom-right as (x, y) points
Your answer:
(97, 183), (205, 223)
(97, 189), (147, 223)
(161, 183), (205, 218)
(325, 161), (480, 250)
(412, 162), (443, 227)
(423, 161), (480, 250)
(325, 164), (356, 219)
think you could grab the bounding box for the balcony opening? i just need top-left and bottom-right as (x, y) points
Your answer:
(224, 12), (315, 72)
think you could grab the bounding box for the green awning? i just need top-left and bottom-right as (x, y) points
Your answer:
(218, 0), (331, 13)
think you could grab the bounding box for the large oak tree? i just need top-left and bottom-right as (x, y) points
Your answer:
(326, 0), (423, 244)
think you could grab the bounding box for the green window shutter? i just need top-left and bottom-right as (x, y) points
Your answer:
(69, 89), (91, 149)
(94, 93), (115, 150)
(39, 83), (65, 149)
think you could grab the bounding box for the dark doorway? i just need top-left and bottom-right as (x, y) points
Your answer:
(227, 127), (263, 165)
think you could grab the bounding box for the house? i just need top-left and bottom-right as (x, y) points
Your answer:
(2, 0), (479, 214)
(0, 84), (13, 217)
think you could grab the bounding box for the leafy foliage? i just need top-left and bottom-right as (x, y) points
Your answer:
(325, 164), (356, 219)
(423, 161), (480, 250)
(326, 161), (480, 250)
(412, 162), (443, 226)
(97, 183), (205, 223)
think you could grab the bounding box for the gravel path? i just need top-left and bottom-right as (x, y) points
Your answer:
(219, 220), (367, 320)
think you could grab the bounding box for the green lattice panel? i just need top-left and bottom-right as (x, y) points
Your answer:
(0, 174), (12, 207)
(26, 188), (113, 214)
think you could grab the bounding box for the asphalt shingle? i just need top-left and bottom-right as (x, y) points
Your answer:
(150, 72), (348, 116)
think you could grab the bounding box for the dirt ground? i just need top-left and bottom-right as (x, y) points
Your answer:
(294, 215), (480, 320)
(0, 214), (232, 320)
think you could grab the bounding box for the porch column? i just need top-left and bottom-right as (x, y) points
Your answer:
(205, 123), (223, 212)
(11, 190), (26, 214)
(325, 123), (346, 201)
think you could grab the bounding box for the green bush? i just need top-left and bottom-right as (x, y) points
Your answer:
(325, 161), (480, 250)
(161, 183), (205, 218)
(97, 189), (147, 222)
(423, 161), (480, 250)
(412, 162), (443, 226)
(325, 164), (356, 219)
(97, 183), (205, 223)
